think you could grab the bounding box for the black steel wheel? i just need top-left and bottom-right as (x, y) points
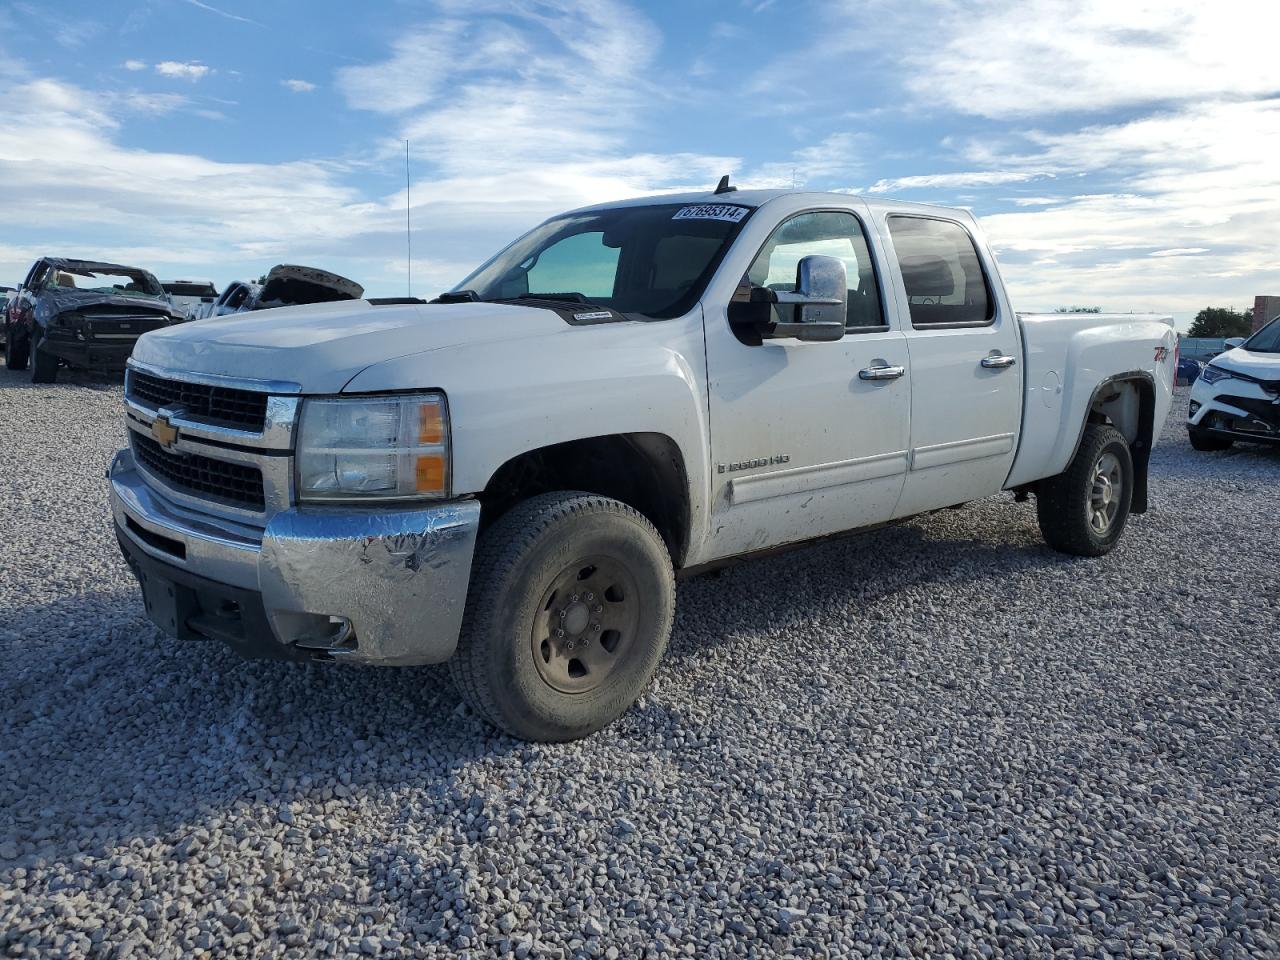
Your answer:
(450, 491), (674, 742)
(531, 556), (640, 695)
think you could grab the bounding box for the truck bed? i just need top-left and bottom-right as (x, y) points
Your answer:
(1006, 312), (1177, 488)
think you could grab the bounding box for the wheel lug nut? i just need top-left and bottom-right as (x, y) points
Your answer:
(591, 622), (600, 632)
(585, 592), (594, 601)
(570, 594), (580, 603)
(559, 610), (567, 619)
(593, 605), (602, 613)
(555, 628), (565, 638)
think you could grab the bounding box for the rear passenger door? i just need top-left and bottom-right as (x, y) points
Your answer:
(877, 213), (1022, 518)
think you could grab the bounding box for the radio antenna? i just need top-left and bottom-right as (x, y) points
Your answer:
(404, 138), (412, 297)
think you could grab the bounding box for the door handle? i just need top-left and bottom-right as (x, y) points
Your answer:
(858, 363), (906, 381)
(981, 354), (1017, 369)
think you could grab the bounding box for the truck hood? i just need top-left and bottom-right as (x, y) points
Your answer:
(1214, 346), (1280, 382)
(130, 299), (568, 393)
(42, 288), (182, 318)
(256, 264), (364, 309)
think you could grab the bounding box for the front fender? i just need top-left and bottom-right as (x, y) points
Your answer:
(341, 312), (712, 546)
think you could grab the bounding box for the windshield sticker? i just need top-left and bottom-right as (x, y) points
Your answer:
(574, 311), (614, 322)
(673, 204), (750, 223)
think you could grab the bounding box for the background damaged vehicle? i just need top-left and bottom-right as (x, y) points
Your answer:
(4, 258), (184, 383)
(162, 279), (219, 321)
(200, 264), (362, 319)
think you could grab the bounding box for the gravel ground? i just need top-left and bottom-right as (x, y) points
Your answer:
(1, 363), (1278, 960)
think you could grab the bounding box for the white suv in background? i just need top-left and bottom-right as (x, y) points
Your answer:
(1187, 317), (1280, 450)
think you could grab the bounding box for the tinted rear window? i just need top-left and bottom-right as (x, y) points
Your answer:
(888, 217), (993, 327)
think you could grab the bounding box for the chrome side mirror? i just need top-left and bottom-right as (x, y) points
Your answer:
(768, 255), (847, 342)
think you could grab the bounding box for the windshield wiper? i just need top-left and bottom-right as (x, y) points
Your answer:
(510, 291), (592, 304)
(429, 289), (480, 304)
(500, 292), (615, 314)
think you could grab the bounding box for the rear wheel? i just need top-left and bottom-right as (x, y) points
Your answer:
(4, 325), (28, 370)
(450, 492), (675, 741)
(1037, 424), (1133, 557)
(30, 340), (58, 383)
(1188, 427), (1233, 452)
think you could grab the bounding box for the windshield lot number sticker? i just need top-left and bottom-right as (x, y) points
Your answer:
(673, 204), (749, 223)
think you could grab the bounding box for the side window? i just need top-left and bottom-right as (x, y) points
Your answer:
(226, 284), (249, 310)
(523, 232), (620, 300)
(887, 216), (993, 327)
(746, 211), (884, 330)
(26, 263), (48, 290)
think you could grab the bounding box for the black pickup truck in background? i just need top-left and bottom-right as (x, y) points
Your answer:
(3, 257), (185, 383)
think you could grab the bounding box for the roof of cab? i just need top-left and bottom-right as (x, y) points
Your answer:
(567, 188), (971, 220)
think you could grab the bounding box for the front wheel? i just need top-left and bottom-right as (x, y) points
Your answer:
(4, 324), (28, 370)
(30, 340), (58, 383)
(1188, 427), (1233, 452)
(450, 492), (675, 741)
(1036, 423), (1133, 557)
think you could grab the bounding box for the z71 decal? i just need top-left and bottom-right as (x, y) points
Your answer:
(673, 204), (750, 223)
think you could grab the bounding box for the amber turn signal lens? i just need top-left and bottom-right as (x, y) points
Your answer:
(414, 455), (446, 494)
(418, 404), (445, 445)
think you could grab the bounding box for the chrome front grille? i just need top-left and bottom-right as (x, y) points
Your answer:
(127, 369), (269, 431)
(123, 361), (302, 523)
(130, 432), (266, 510)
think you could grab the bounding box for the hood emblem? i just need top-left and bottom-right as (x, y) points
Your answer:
(151, 416), (179, 450)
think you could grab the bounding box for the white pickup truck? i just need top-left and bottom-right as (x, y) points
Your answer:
(109, 186), (1176, 740)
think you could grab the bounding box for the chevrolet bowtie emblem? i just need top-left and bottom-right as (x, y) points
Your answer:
(151, 416), (179, 450)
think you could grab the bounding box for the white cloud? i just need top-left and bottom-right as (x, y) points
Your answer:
(180, 0), (262, 27)
(747, 1), (1280, 322)
(121, 92), (192, 116)
(282, 79), (316, 93)
(155, 61), (211, 81)
(55, 20), (101, 49)
(339, 0), (716, 207)
(123, 59), (147, 72)
(868, 171), (1047, 194)
(818, 0), (1280, 119)
(748, 133), (867, 189)
(0, 76), (389, 286)
(336, 22), (469, 114)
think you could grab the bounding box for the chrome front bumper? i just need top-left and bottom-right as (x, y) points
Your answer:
(110, 449), (481, 665)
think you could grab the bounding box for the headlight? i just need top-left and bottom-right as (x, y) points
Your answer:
(296, 394), (449, 502)
(1199, 364), (1234, 384)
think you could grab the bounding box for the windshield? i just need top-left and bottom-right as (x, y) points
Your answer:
(1243, 316), (1280, 354)
(45, 266), (164, 300)
(454, 202), (754, 319)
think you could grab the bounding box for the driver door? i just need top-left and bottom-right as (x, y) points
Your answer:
(702, 206), (911, 561)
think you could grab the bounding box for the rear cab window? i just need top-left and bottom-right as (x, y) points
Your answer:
(887, 216), (993, 327)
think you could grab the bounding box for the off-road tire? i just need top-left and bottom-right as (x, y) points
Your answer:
(1037, 423), (1133, 557)
(1188, 427), (1233, 452)
(449, 491), (675, 742)
(30, 341), (58, 383)
(4, 326), (28, 370)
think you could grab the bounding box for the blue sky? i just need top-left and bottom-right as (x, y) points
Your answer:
(2, 0), (1277, 326)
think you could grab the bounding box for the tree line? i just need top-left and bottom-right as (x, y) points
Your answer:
(1185, 307), (1254, 338)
